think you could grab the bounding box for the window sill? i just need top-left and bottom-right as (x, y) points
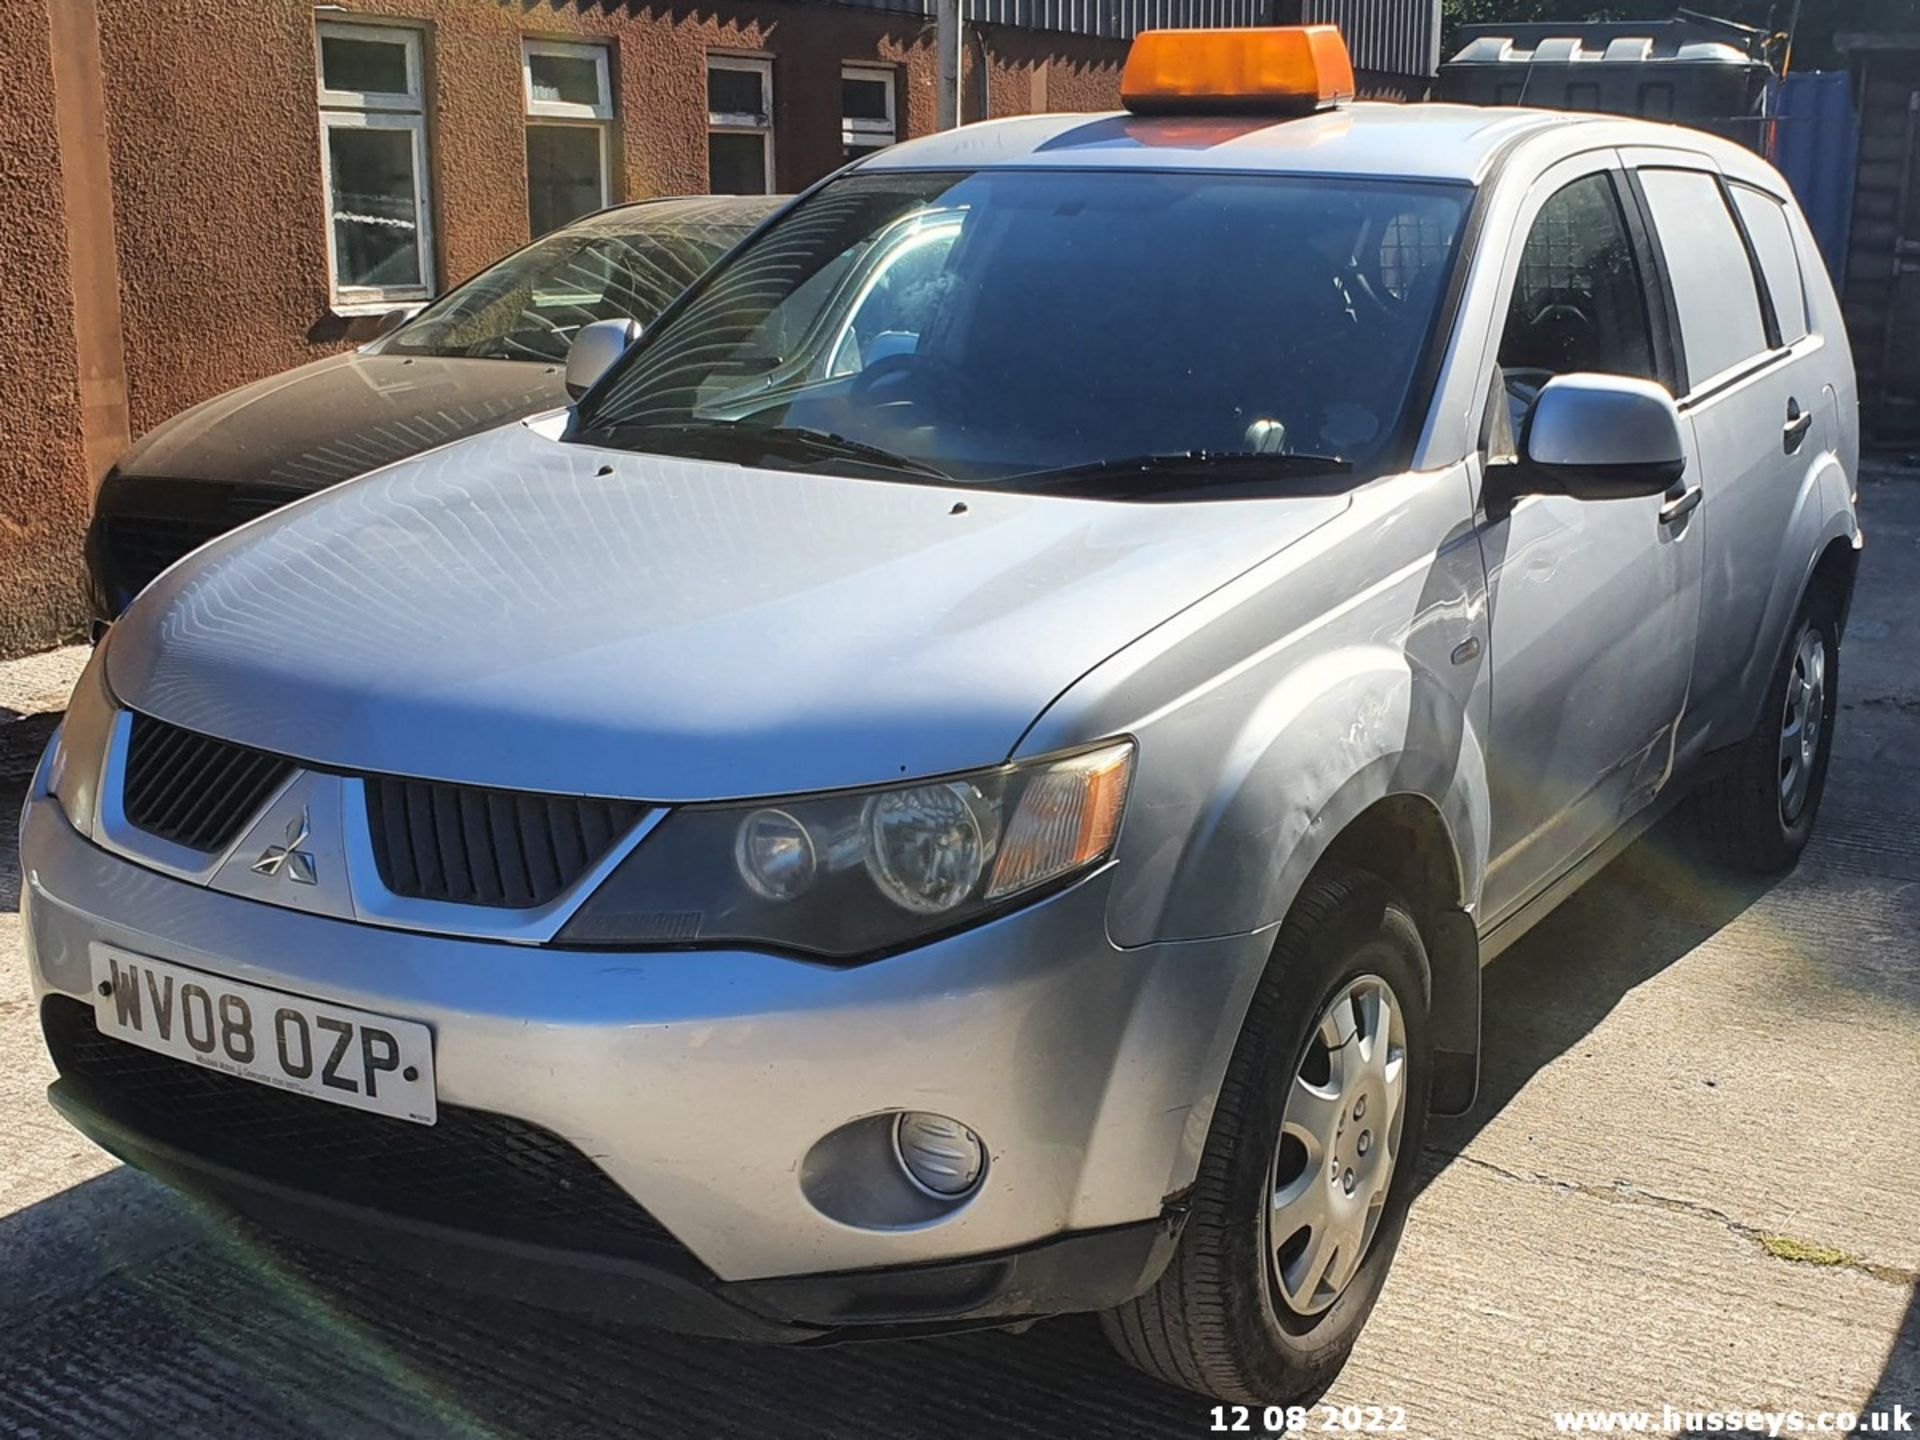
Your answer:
(330, 299), (426, 319)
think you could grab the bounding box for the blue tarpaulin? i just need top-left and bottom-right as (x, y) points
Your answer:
(1768, 70), (1859, 289)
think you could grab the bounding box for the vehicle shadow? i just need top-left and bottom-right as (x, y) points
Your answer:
(0, 711), (58, 910)
(1419, 815), (1776, 1187)
(0, 1167), (1199, 1438)
(1868, 1285), (1920, 1415)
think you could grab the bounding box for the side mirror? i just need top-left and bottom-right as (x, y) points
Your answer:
(565, 318), (643, 400)
(1512, 373), (1687, 501)
(372, 306), (414, 339)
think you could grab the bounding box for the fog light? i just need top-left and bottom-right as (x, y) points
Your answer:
(892, 1112), (985, 1197)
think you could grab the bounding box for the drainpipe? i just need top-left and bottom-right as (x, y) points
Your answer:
(936, 0), (962, 129)
(969, 22), (990, 122)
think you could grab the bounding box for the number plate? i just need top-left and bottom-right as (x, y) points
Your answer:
(89, 947), (437, 1125)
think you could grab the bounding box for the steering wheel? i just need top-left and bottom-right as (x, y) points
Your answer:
(1528, 303), (1593, 334)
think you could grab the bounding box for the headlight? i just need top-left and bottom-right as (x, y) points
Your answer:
(559, 739), (1134, 958)
(864, 781), (997, 914)
(49, 637), (119, 839)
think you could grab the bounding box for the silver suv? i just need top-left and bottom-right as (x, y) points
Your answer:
(23, 29), (1858, 1405)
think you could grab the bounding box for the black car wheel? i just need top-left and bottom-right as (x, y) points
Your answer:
(1101, 866), (1432, 1402)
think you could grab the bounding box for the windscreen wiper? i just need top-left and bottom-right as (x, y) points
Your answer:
(993, 450), (1353, 500)
(743, 426), (953, 481)
(589, 420), (950, 482)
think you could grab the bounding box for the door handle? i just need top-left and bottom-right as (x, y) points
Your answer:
(1659, 484), (1703, 524)
(1783, 399), (1813, 453)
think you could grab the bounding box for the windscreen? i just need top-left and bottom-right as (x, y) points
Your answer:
(576, 169), (1469, 491)
(375, 207), (767, 363)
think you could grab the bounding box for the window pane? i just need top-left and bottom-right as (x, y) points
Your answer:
(1732, 186), (1808, 344)
(844, 141), (887, 165)
(529, 50), (603, 110)
(321, 32), (409, 95)
(1500, 172), (1655, 382)
(708, 132), (767, 195)
(382, 214), (763, 362)
(708, 65), (764, 118)
(328, 125), (423, 289)
(843, 76), (890, 122)
(527, 125), (605, 237)
(587, 171), (1469, 481)
(1639, 169), (1768, 386)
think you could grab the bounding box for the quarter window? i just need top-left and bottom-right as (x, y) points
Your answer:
(707, 56), (773, 195)
(1730, 185), (1809, 345)
(316, 22), (433, 309)
(1499, 171), (1657, 385)
(842, 65), (897, 163)
(1638, 168), (1769, 389)
(524, 40), (612, 238)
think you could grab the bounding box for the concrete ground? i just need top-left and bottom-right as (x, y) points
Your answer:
(2, 471), (1916, 1438)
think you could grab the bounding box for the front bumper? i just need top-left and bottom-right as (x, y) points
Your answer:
(48, 1078), (1179, 1341)
(21, 786), (1270, 1309)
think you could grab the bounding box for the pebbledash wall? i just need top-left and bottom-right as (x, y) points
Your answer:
(0, 0), (1438, 658)
(1, 0), (94, 659)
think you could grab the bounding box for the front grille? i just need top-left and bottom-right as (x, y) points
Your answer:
(104, 486), (303, 604)
(117, 713), (646, 908)
(123, 712), (295, 852)
(42, 996), (680, 1259)
(364, 776), (646, 909)
(103, 514), (232, 600)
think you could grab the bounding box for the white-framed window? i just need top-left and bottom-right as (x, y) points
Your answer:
(707, 55), (773, 196)
(523, 39), (612, 238)
(315, 21), (434, 310)
(841, 64), (896, 163)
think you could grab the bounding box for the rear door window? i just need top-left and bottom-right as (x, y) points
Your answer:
(1638, 168), (1770, 389)
(1730, 185), (1809, 345)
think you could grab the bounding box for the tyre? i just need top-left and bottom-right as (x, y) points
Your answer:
(1100, 865), (1432, 1403)
(1686, 589), (1839, 873)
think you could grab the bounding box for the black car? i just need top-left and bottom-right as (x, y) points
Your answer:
(87, 194), (780, 623)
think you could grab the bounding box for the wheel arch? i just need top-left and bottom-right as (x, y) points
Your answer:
(1133, 644), (1490, 1117)
(1314, 795), (1482, 1117)
(1740, 501), (1862, 740)
(1807, 530), (1862, 640)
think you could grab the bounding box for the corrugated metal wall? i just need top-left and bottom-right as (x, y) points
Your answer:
(1299, 0), (1438, 81)
(973, 0), (1274, 35)
(812, 0), (1278, 43)
(811, 0), (1437, 77)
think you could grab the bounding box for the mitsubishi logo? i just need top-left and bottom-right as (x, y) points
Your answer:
(251, 810), (318, 886)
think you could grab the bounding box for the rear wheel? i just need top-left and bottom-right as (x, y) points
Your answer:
(1100, 866), (1431, 1402)
(1686, 591), (1839, 873)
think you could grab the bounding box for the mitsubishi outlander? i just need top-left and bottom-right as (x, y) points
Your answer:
(23, 26), (1859, 1403)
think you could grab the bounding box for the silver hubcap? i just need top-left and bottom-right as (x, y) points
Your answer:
(1267, 974), (1408, 1318)
(1779, 624), (1826, 825)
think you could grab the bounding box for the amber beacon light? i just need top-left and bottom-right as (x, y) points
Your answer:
(1121, 25), (1356, 114)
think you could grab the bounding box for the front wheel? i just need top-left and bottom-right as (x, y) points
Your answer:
(1100, 866), (1431, 1402)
